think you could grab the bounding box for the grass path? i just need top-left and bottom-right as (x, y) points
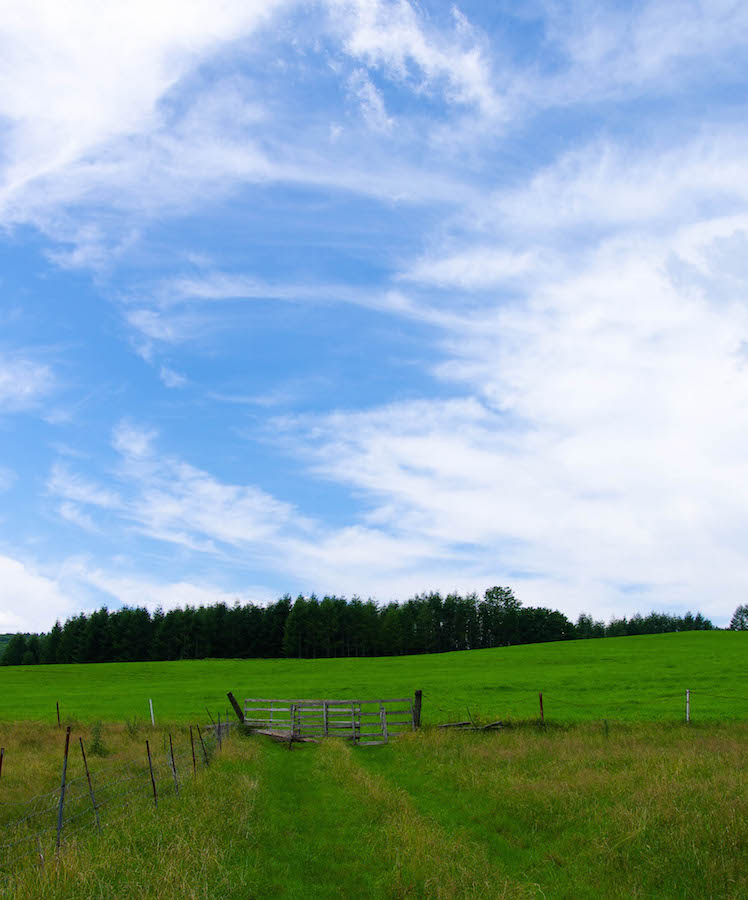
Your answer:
(1, 727), (745, 898)
(242, 738), (540, 899)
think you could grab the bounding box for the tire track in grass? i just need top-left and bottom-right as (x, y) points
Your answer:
(313, 739), (543, 900)
(239, 739), (392, 898)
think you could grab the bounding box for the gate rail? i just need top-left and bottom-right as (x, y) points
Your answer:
(241, 696), (416, 745)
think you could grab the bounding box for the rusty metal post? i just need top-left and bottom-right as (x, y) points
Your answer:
(79, 737), (101, 832)
(146, 740), (158, 808)
(55, 726), (71, 852)
(196, 724), (209, 766)
(169, 733), (179, 795)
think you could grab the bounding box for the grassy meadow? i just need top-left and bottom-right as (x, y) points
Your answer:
(1, 631), (746, 726)
(1, 722), (746, 899)
(0, 631), (746, 898)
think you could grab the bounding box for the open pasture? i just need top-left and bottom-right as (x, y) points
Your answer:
(0, 631), (746, 898)
(1, 723), (746, 899)
(0, 631), (746, 726)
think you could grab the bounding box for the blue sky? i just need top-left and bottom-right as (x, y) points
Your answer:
(2, 0), (748, 631)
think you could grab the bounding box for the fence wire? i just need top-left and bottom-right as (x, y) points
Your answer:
(0, 721), (228, 886)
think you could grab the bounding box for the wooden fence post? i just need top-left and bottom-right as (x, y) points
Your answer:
(287, 704), (296, 750)
(379, 703), (389, 743)
(196, 724), (209, 766)
(146, 740), (158, 808)
(539, 692), (545, 724)
(79, 737), (101, 832)
(413, 690), (423, 728)
(226, 691), (245, 724)
(55, 726), (71, 852)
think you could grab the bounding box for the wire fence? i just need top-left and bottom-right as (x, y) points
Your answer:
(428, 687), (748, 727)
(0, 718), (233, 886)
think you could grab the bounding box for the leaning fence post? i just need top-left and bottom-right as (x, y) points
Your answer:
(190, 726), (197, 775)
(149, 698), (155, 727)
(146, 739), (158, 808)
(227, 691), (245, 724)
(168, 733), (179, 795)
(196, 724), (209, 766)
(686, 688), (690, 724)
(56, 701), (61, 729)
(413, 690), (422, 728)
(56, 726), (71, 852)
(79, 737), (101, 832)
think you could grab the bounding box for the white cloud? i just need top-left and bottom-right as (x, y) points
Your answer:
(49, 421), (307, 555)
(48, 463), (121, 508)
(331, 0), (501, 117)
(0, 0), (285, 215)
(279, 209), (748, 625)
(347, 69), (393, 132)
(0, 554), (76, 632)
(0, 355), (55, 412)
(159, 365), (187, 388)
(61, 560), (266, 614)
(402, 247), (536, 289)
(534, 0), (748, 103)
(58, 501), (99, 533)
(112, 421), (158, 459)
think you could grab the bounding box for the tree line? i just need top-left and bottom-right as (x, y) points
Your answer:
(0, 586), (716, 666)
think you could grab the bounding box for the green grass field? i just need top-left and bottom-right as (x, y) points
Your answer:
(2, 722), (746, 899)
(1, 632), (746, 898)
(1, 631), (746, 725)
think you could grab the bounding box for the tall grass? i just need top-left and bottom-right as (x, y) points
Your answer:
(2, 723), (744, 898)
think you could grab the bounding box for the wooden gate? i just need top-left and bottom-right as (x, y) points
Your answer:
(242, 696), (415, 745)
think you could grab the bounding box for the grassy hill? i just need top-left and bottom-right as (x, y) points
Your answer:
(0, 630), (745, 725)
(0, 632), (746, 898)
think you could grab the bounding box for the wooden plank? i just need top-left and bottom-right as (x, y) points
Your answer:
(244, 697), (412, 705)
(242, 695), (415, 744)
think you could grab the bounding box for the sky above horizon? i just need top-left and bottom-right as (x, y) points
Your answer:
(2, 0), (748, 632)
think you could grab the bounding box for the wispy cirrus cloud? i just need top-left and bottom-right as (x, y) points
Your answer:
(0, 354), (56, 413)
(6, 0), (748, 633)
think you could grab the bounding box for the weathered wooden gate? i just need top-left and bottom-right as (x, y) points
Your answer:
(242, 696), (415, 745)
